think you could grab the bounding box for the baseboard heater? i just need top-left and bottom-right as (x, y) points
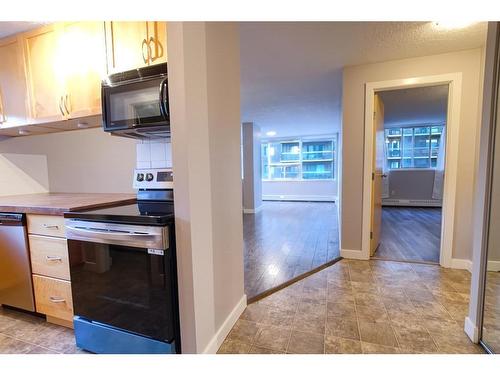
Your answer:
(262, 195), (336, 203)
(382, 198), (442, 207)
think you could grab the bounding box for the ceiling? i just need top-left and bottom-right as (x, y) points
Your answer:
(240, 22), (487, 138)
(379, 85), (449, 128)
(0, 22), (44, 39)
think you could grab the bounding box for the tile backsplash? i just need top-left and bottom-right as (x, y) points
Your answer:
(136, 139), (172, 169)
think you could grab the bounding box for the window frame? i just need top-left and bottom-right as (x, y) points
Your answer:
(261, 135), (338, 182)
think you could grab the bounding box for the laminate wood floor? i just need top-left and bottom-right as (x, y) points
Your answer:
(243, 201), (340, 299)
(374, 207), (442, 264)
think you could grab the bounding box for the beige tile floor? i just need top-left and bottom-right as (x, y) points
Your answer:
(0, 306), (86, 354)
(218, 259), (484, 354)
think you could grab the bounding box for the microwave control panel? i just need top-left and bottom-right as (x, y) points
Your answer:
(133, 168), (174, 190)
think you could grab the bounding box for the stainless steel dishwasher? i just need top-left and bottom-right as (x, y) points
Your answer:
(0, 213), (35, 312)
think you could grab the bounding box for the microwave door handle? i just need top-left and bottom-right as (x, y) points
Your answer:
(159, 77), (168, 118)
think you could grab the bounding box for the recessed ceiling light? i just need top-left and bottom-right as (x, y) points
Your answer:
(266, 131), (277, 136)
(433, 21), (475, 30)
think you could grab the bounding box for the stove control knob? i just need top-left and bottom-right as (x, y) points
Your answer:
(136, 173), (144, 182)
(145, 173), (154, 182)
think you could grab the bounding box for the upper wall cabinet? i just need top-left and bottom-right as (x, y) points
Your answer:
(104, 21), (167, 74)
(0, 36), (29, 127)
(22, 24), (66, 124)
(58, 22), (106, 119)
(22, 22), (106, 124)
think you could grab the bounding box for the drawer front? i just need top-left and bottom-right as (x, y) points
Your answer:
(33, 275), (73, 321)
(27, 214), (66, 238)
(29, 235), (70, 280)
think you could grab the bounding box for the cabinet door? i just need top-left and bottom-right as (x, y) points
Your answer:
(22, 24), (66, 123)
(0, 36), (29, 126)
(105, 21), (149, 74)
(58, 22), (106, 118)
(147, 22), (167, 65)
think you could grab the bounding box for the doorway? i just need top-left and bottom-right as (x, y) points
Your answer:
(241, 124), (341, 301)
(362, 73), (463, 267)
(371, 86), (448, 264)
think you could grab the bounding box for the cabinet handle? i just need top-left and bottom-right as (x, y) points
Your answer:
(142, 38), (150, 64)
(58, 96), (65, 117)
(149, 36), (163, 63)
(63, 94), (70, 115)
(43, 224), (59, 229)
(49, 296), (66, 303)
(46, 255), (63, 262)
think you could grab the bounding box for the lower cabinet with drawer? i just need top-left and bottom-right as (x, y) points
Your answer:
(29, 235), (70, 280)
(32, 275), (74, 325)
(27, 213), (74, 328)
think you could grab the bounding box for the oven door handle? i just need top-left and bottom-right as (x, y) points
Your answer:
(66, 226), (157, 240)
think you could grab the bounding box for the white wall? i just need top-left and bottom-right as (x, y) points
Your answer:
(0, 128), (136, 193)
(342, 48), (484, 262)
(0, 153), (49, 196)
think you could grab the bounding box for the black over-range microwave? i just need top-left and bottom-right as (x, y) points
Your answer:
(102, 63), (169, 139)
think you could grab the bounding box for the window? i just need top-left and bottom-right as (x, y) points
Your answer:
(385, 125), (444, 169)
(261, 137), (337, 181)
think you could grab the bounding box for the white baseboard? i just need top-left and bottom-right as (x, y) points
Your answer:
(464, 316), (479, 343)
(340, 249), (369, 260)
(487, 260), (500, 272)
(243, 205), (263, 214)
(263, 194), (336, 202)
(202, 294), (247, 354)
(450, 258), (472, 273)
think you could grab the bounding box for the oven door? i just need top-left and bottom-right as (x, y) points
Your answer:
(102, 75), (169, 132)
(66, 220), (175, 343)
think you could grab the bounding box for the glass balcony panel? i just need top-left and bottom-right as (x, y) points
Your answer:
(302, 141), (333, 160)
(402, 158), (412, 168)
(302, 161), (333, 179)
(414, 148), (430, 158)
(414, 127), (430, 135)
(414, 158), (430, 168)
(389, 160), (400, 169)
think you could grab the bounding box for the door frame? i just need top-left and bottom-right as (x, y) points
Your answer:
(361, 73), (463, 267)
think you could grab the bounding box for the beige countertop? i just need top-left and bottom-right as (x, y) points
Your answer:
(0, 193), (137, 215)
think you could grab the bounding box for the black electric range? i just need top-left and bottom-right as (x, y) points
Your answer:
(63, 168), (180, 354)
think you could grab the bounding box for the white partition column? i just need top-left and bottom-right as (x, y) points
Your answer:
(168, 22), (246, 354)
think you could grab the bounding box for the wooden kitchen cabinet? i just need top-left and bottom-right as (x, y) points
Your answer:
(27, 213), (73, 328)
(0, 35), (29, 127)
(58, 21), (106, 119)
(33, 275), (74, 324)
(105, 21), (167, 74)
(22, 24), (66, 124)
(29, 235), (71, 280)
(20, 22), (105, 126)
